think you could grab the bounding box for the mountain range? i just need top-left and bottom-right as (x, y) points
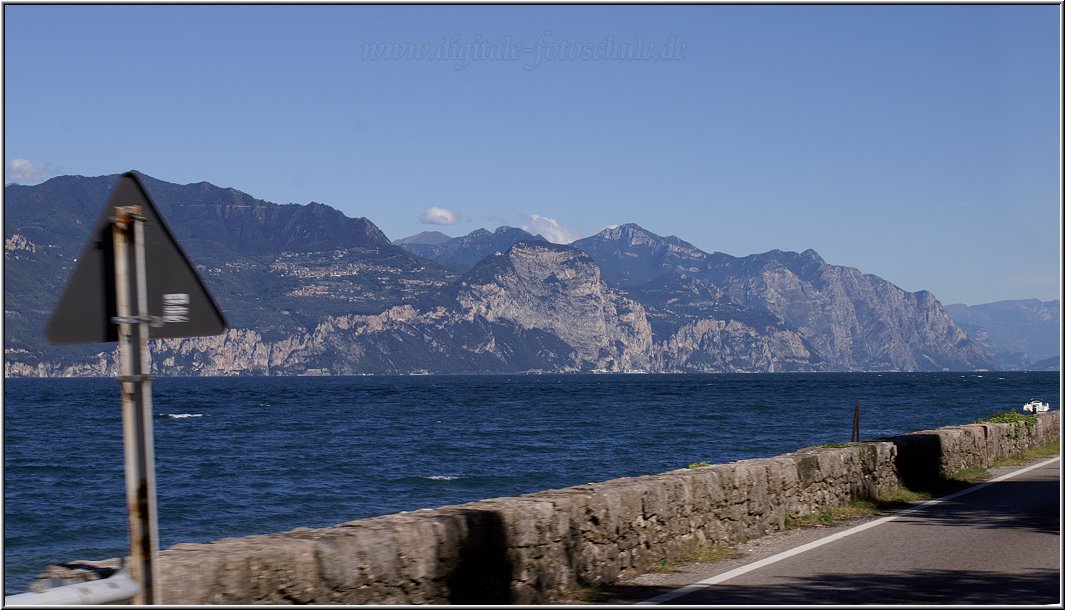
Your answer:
(945, 300), (1059, 371)
(3, 172), (1056, 376)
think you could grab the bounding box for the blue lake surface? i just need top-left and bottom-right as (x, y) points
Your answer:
(3, 372), (1059, 594)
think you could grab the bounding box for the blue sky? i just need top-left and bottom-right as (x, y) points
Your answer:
(4, 5), (1060, 305)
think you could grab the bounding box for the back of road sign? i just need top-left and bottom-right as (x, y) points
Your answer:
(45, 172), (227, 344)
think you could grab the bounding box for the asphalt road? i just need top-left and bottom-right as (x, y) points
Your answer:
(609, 457), (1061, 605)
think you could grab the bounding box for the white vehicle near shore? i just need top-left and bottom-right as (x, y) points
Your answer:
(1022, 398), (1051, 413)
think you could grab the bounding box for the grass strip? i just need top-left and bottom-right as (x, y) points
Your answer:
(787, 439), (1059, 529)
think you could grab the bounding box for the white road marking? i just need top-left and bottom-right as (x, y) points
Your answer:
(638, 456), (1061, 604)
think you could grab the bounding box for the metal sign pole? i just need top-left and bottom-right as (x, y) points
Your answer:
(113, 205), (161, 604)
(45, 174), (226, 604)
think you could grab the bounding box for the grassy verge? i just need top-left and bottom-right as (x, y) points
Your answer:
(991, 440), (1060, 467)
(649, 542), (741, 573)
(563, 542), (743, 602)
(784, 469), (980, 529)
(679, 542), (741, 563)
(559, 586), (612, 603)
(785, 499), (882, 528)
(785, 486), (942, 528)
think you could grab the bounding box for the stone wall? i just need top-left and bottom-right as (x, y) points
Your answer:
(50, 412), (1060, 604)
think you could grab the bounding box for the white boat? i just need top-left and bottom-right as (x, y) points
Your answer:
(1022, 399), (1050, 413)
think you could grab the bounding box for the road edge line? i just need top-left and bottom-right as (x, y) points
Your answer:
(638, 456), (1061, 605)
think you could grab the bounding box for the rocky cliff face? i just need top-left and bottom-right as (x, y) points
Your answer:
(656, 319), (816, 373)
(456, 241), (653, 372)
(59, 305), (571, 377)
(704, 250), (997, 371)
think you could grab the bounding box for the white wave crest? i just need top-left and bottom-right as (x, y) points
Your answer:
(162, 413), (205, 419)
(423, 475), (460, 481)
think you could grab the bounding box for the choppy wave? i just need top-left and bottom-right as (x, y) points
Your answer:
(422, 475), (461, 481)
(160, 413), (205, 419)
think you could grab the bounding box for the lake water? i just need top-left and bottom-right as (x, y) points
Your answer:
(3, 372), (1058, 594)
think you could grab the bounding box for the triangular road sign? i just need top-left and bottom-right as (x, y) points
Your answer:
(45, 172), (227, 344)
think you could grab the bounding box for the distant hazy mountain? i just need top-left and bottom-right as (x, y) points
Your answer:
(573, 223), (709, 289)
(397, 226), (547, 273)
(393, 231), (452, 246)
(945, 300), (1060, 370)
(4, 172), (1000, 376)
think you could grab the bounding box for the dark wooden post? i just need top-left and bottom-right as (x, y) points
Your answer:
(851, 400), (860, 444)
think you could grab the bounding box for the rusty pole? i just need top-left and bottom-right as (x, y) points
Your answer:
(113, 205), (161, 604)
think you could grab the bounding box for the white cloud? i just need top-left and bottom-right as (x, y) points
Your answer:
(6, 158), (49, 184)
(420, 206), (458, 225)
(520, 214), (580, 244)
